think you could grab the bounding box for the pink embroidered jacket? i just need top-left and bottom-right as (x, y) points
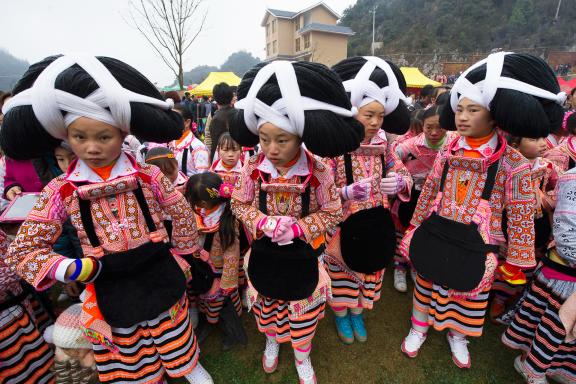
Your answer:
(330, 129), (413, 217)
(394, 132), (457, 191)
(211, 158), (242, 187)
(5, 153), (200, 291)
(545, 136), (576, 172)
(0, 231), (21, 303)
(231, 149), (342, 244)
(409, 133), (536, 268)
(530, 157), (560, 218)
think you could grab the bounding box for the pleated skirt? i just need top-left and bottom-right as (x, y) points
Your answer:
(93, 297), (199, 383)
(324, 259), (384, 310)
(0, 305), (55, 384)
(252, 297), (325, 348)
(414, 274), (490, 337)
(198, 289), (242, 324)
(502, 276), (576, 381)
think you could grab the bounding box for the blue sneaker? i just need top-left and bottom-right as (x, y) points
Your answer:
(334, 314), (354, 344)
(350, 313), (367, 342)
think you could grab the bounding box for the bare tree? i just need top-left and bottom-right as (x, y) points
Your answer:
(127, 0), (208, 90)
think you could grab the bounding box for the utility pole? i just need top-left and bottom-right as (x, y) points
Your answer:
(371, 4), (377, 55)
(554, 0), (562, 21)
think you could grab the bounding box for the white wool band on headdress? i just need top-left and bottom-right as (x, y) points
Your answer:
(342, 56), (411, 116)
(450, 51), (567, 112)
(1, 54), (174, 140)
(234, 61), (356, 137)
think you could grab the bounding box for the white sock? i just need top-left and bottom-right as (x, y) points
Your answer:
(294, 343), (312, 362)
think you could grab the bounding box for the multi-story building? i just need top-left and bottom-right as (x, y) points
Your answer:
(262, 2), (355, 67)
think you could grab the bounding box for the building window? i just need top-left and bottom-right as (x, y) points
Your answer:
(272, 20), (276, 33)
(295, 38), (300, 52)
(304, 34), (310, 49)
(267, 43), (270, 56)
(266, 23), (270, 37)
(273, 40), (277, 54)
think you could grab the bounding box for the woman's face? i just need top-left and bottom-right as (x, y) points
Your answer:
(258, 123), (301, 168)
(54, 146), (77, 173)
(422, 115), (446, 145)
(357, 101), (385, 141)
(455, 98), (495, 138)
(67, 117), (124, 168)
(218, 145), (242, 167)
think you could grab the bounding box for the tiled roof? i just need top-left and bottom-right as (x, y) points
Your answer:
(298, 23), (355, 36)
(267, 9), (297, 18)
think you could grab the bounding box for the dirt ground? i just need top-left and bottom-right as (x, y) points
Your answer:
(172, 271), (526, 384)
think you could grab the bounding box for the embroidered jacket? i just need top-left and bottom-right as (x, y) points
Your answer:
(169, 131), (210, 177)
(202, 226), (240, 291)
(545, 136), (576, 172)
(6, 153), (200, 290)
(553, 169), (576, 268)
(211, 158), (243, 187)
(0, 232), (21, 303)
(330, 129), (413, 216)
(395, 132), (457, 191)
(231, 149), (342, 243)
(530, 157), (560, 218)
(409, 133), (536, 268)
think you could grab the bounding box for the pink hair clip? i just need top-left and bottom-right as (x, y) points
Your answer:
(218, 183), (234, 199)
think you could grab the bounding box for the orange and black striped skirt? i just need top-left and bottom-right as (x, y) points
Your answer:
(93, 296), (199, 383)
(0, 305), (55, 384)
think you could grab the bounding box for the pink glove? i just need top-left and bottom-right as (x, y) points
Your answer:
(257, 216), (295, 238)
(272, 223), (304, 245)
(380, 172), (405, 196)
(340, 178), (372, 201)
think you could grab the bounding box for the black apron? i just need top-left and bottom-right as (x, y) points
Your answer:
(409, 159), (501, 292)
(183, 232), (219, 295)
(247, 176), (321, 301)
(398, 185), (421, 229)
(339, 153), (396, 273)
(78, 182), (186, 328)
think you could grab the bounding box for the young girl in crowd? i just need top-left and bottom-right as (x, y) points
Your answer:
(211, 133), (243, 186)
(146, 146), (188, 192)
(171, 104), (210, 176)
(0, 229), (55, 384)
(490, 135), (560, 322)
(399, 52), (564, 368)
(392, 105), (454, 292)
(210, 133), (250, 292)
(323, 56), (412, 344)
(502, 168), (576, 384)
(230, 60), (363, 383)
(2, 54), (213, 384)
(184, 172), (246, 351)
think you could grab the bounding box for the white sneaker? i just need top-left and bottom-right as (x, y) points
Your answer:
(185, 363), (214, 384)
(514, 356), (548, 384)
(262, 338), (279, 373)
(394, 269), (408, 292)
(295, 357), (317, 384)
(189, 307), (199, 329)
(447, 332), (471, 369)
(401, 328), (427, 358)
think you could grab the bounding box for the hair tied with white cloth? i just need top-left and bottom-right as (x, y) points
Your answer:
(450, 51), (567, 112)
(342, 56), (412, 116)
(234, 60), (356, 137)
(2, 54), (174, 140)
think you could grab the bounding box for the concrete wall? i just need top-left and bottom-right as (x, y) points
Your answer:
(307, 6), (338, 25)
(309, 32), (348, 67)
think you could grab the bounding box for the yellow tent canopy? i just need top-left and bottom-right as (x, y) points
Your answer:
(400, 67), (441, 88)
(190, 72), (241, 97)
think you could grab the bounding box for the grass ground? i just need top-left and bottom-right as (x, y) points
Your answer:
(172, 271), (525, 384)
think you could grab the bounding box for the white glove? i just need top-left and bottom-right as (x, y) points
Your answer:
(340, 178), (372, 201)
(380, 172), (405, 196)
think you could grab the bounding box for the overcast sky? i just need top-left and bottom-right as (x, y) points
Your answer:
(0, 0), (357, 86)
